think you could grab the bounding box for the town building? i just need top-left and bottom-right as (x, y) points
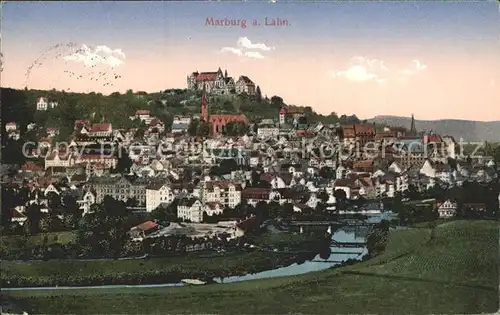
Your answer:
(201, 180), (242, 209)
(36, 97), (58, 111)
(177, 198), (204, 223)
(437, 200), (457, 218)
(130, 110), (154, 125)
(145, 183), (174, 212)
(88, 175), (150, 206)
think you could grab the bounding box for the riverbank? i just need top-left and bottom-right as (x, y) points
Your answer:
(0, 229), (327, 288)
(2, 220), (497, 314)
(0, 249), (317, 288)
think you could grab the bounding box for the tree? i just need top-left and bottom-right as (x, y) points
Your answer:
(116, 146), (133, 173)
(47, 192), (61, 210)
(283, 203), (294, 218)
(270, 96), (284, 108)
(224, 121), (248, 136)
(63, 194), (82, 218)
(255, 86), (262, 101)
(187, 119), (200, 137)
(493, 146), (500, 164)
(25, 203), (42, 235)
(198, 121), (211, 137)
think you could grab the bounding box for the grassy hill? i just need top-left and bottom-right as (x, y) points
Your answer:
(2, 220), (498, 314)
(369, 115), (500, 142)
(1, 87), (360, 139)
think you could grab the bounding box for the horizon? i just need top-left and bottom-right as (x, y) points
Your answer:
(2, 1), (500, 121)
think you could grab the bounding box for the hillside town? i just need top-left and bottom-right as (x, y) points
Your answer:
(2, 76), (499, 249)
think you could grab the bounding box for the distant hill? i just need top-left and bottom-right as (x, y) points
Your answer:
(368, 115), (500, 142)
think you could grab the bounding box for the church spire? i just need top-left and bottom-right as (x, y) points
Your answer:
(410, 114), (416, 135)
(201, 83), (208, 122)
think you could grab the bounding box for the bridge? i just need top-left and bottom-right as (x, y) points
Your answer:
(331, 239), (366, 248)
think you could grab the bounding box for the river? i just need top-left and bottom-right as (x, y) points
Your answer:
(2, 212), (395, 291)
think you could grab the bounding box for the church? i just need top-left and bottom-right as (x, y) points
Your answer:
(200, 86), (248, 136)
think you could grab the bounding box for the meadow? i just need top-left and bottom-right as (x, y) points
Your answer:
(1, 220), (498, 314)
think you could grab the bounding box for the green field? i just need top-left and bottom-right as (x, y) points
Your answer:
(1, 220), (498, 314)
(0, 231), (74, 248)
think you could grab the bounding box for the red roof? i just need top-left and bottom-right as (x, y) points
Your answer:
(354, 123), (376, 135)
(22, 162), (43, 171)
(91, 123), (112, 132)
(196, 72), (218, 81)
(209, 114), (248, 125)
(242, 188), (271, 200)
(134, 221), (158, 232)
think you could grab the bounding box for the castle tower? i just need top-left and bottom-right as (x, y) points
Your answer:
(201, 84), (209, 122)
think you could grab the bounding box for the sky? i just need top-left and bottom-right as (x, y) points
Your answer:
(2, 1), (500, 121)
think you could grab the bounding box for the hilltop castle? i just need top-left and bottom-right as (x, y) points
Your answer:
(187, 67), (256, 95)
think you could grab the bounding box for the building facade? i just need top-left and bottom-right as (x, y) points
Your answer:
(187, 68), (255, 95)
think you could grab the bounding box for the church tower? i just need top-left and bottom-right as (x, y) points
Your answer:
(409, 114), (417, 136)
(201, 84), (209, 122)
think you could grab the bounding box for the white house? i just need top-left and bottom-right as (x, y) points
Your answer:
(437, 200), (457, 218)
(204, 202), (224, 217)
(45, 151), (75, 169)
(5, 122), (17, 132)
(388, 161), (403, 174)
(336, 165), (347, 179)
(305, 193), (319, 209)
(131, 110), (154, 125)
(420, 159), (452, 183)
(146, 183), (174, 212)
(177, 198), (204, 223)
(36, 97), (49, 111)
(202, 181), (242, 209)
(270, 176), (287, 189)
(257, 127), (279, 139)
(46, 128), (59, 137)
(172, 116), (191, 126)
(44, 184), (60, 196)
(77, 191), (96, 215)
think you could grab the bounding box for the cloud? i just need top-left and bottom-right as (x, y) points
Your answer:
(333, 56), (426, 84)
(221, 47), (243, 56)
(236, 37), (274, 51)
(64, 44), (126, 68)
(333, 56), (388, 83)
(220, 37), (273, 59)
(244, 51), (265, 59)
(401, 60), (427, 75)
(334, 66), (379, 82)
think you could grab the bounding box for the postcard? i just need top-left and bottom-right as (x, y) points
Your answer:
(0, 1), (499, 314)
